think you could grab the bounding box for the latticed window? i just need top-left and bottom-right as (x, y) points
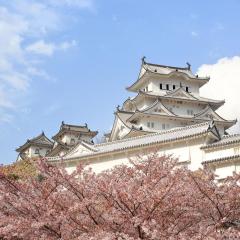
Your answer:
(234, 147), (240, 154)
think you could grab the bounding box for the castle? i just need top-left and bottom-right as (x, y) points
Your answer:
(16, 58), (240, 180)
(16, 122), (98, 160)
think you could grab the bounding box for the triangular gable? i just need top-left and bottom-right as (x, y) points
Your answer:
(140, 100), (175, 116)
(122, 98), (137, 112)
(47, 144), (68, 157)
(123, 127), (152, 139)
(64, 141), (98, 158)
(109, 112), (133, 141)
(194, 106), (226, 121)
(34, 135), (53, 145)
(165, 87), (197, 100)
(210, 124), (221, 140)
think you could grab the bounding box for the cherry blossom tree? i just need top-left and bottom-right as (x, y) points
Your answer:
(0, 154), (240, 239)
(1, 159), (37, 180)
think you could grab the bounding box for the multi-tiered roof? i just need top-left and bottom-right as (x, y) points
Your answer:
(52, 121), (98, 143)
(16, 132), (53, 160)
(16, 132), (53, 153)
(16, 122), (98, 159)
(47, 121), (98, 157)
(109, 58), (236, 141)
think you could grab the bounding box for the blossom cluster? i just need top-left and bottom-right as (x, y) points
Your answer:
(0, 154), (240, 239)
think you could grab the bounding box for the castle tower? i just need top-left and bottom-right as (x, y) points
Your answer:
(109, 58), (236, 141)
(47, 122), (98, 157)
(16, 132), (53, 160)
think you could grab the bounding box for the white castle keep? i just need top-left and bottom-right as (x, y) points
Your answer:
(16, 58), (240, 180)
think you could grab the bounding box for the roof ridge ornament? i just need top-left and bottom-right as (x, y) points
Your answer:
(141, 56), (146, 64)
(186, 62), (191, 70)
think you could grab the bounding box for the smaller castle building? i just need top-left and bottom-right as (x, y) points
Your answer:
(16, 122), (98, 160)
(16, 132), (53, 160)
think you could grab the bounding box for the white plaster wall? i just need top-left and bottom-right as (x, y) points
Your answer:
(215, 165), (236, 179)
(151, 77), (200, 94)
(64, 138), (204, 175)
(62, 136), (240, 180)
(162, 100), (206, 116)
(140, 118), (180, 131)
(28, 146), (51, 158)
(62, 133), (92, 145)
(136, 98), (155, 110)
(205, 148), (234, 162)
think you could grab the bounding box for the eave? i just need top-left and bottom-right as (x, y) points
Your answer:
(202, 154), (240, 165)
(201, 134), (240, 150)
(48, 122), (216, 164)
(125, 91), (224, 111)
(126, 70), (209, 92)
(52, 129), (98, 141)
(126, 111), (236, 130)
(16, 133), (53, 152)
(16, 142), (53, 153)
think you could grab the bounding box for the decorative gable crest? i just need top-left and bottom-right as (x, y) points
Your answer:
(194, 106), (226, 121)
(65, 141), (98, 158)
(140, 100), (175, 116)
(165, 87), (197, 100)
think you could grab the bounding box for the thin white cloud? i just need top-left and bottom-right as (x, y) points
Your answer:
(0, 0), (88, 123)
(0, 111), (13, 123)
(26, 40), (55, 56)
(26, 40), (77, 56)
(0, 88), (14, 109)
(59, 40), (77, 51)
(191, 31), (198, 37)
(49, 0), (94, 9)
(197, 56), (240, 133)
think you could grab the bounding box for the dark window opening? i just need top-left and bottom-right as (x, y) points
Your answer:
(166, 84), (169, 90)
(160, 83), (163, 89)
(186, 87), (189, 92)
(173, 85), (176, 90)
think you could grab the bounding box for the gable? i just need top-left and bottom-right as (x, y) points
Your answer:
(194, 107), (225, 121)
(140, 100), (175, 116)
(34, 135), (53, 145)
(165, 87), (197, 100)
(65, 142), (97, 158)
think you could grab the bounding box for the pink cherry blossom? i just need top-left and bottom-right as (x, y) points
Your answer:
(0, 154), (240, 239)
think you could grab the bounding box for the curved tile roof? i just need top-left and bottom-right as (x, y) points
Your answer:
(202, 134), (240, 150)
(16, 132), (53, 152)
(202, 154), (240, 165)
(48, 121), (217, 162)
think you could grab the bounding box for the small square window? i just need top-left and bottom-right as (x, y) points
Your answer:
(173, 85), (176, 90)
(151, 122), (154, 128)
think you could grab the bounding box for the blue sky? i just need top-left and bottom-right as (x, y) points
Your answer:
(1, 0), (240, 164)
